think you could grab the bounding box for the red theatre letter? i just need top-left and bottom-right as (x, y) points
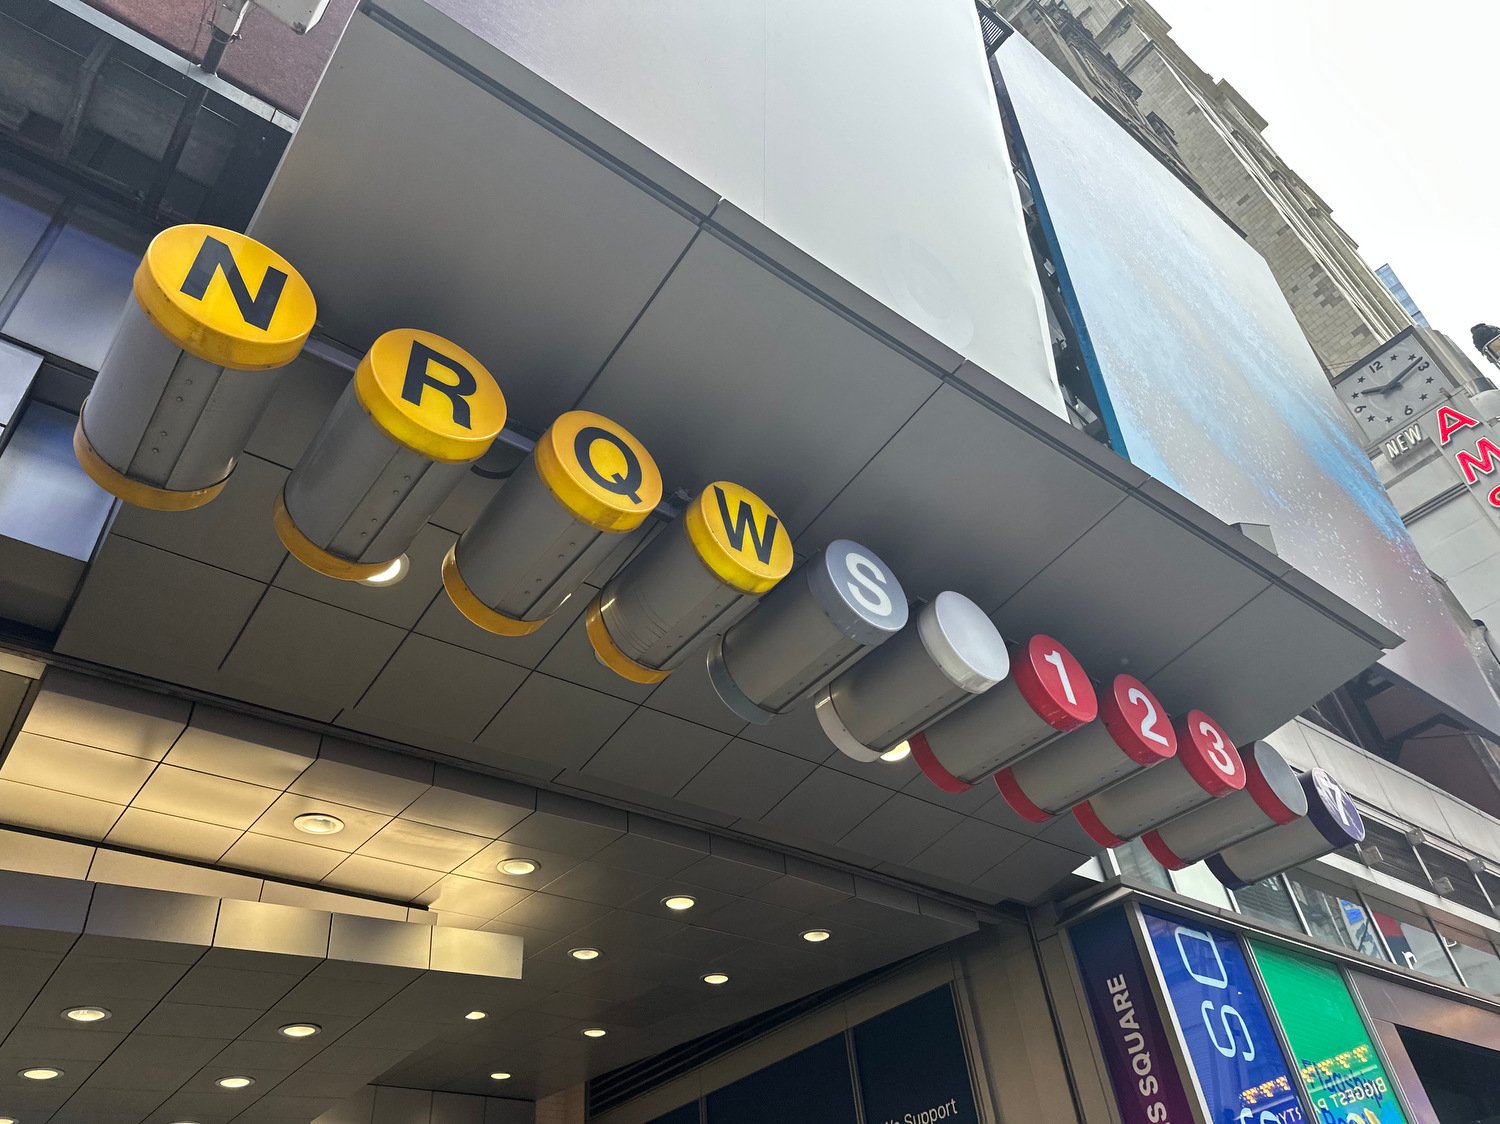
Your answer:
(1490, 485), (1500, 509)
(1437, 406), (1480, 446)
(1455, 438), (1500, 485)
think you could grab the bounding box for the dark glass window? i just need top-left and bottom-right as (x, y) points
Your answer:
(1285, 869), (1385, 960)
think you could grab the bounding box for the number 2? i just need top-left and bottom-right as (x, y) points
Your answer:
(1043, 649), (1076, 705)
(1127, 688), (1170, 746)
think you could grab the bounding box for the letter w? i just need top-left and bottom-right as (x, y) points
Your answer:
(714, 486), (779, 564)
(1456, 438), (1500, 485)
(179, 235), (287, 330)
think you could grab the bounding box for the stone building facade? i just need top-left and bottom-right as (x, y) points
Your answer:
(996, 0), (1412, 375)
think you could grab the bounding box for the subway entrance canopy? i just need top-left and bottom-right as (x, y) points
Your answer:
(12, 0), (1407, 1110)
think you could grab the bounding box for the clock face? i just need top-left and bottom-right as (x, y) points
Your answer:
(1336, 334), (1451, 442)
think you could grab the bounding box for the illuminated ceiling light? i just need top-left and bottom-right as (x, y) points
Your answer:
(61, 1006), (111, 1023)
(498, 858), (538, 876)
(358, 554), (409, 587)
(702, 973), (730, 986)
(292, 812), (344, 836)
(215, 1076), (254, 1089)
(581, 1028), (607, 1038)
(19, 1068), (61, 1081)
(800, 929), (831, 943)
(0, 1116), (16, 1124)
(879, 741), (912, 763)
(661, 895), (696, 911)
(464, 1011), (488, 1021)
(276, 1023), (320, 1039)
(489, 1072), (512, 1081)
(568, 947), (600, 962)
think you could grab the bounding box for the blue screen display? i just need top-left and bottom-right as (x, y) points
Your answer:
(1142, 909), (1305, 1124)
(996, 34), (1500, 739)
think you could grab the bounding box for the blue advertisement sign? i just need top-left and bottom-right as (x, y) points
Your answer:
(1142, 908), (1305, 1124)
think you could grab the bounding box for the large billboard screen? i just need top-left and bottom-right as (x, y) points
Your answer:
(995, 36), (1500, 739)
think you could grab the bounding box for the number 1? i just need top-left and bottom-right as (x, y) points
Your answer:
(1043, 650), (1076, 705)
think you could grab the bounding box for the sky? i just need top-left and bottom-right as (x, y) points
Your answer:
(1146, 0), (1500, 365)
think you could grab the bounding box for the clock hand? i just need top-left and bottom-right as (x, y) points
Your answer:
(1373, 357), (1423, 394)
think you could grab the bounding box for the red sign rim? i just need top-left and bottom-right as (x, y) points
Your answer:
(1011, 635), (1099, 731)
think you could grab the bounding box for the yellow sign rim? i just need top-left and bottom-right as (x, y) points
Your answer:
(273, 491), (393, 581)
(353, 329), (507, 464)
(584, 596), (670, 685)
(683, 482), (792, 596)
(442, 546), (548, 637)
(73, 414), (227, 511)
(533, 411), (662, 533)
(133, 224), (315, 371)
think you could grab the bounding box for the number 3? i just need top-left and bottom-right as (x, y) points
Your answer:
(1199, 720), (1236, 774)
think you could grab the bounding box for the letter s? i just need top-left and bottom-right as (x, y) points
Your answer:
(1148, 1103), (1169, 1122)
(1202, 1000), (1256, 1061)
(844, 551), (893, 617)
(1139, 1076), (1159, 1097)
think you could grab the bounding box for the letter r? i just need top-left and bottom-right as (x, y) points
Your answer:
(402, 340), (478, 429)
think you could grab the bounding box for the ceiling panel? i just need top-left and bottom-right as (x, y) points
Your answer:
(109, 454), (291, 583)
(577, 709), (733, 799)
(221, 591), (409, 719)
(347, 635), (526, 745)
(472, 672), (634, 775)
(673, 739), (818, 822)
(577, 226), (941, 535)
(247, 15), (706, 427)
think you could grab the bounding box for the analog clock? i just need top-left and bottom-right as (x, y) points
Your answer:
(1334, 329), (1457, 444)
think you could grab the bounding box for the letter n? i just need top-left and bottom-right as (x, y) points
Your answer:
(178, 235), (287, 330)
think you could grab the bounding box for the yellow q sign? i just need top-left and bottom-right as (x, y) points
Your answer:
(534, 411), (662, 532)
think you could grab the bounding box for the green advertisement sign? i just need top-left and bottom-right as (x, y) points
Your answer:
(1250, 943), (1406, 1124)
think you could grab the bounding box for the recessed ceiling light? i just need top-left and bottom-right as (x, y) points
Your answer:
(800, 929), (832, 943)
(62, 1006), (111, 1023)
(702, 973), (730, 986)
(662, 895), (696, 911)
(292, 812), (344, 836)
(498, 858), (539, 876)
(358, 555), (409, 586)
(276, 1023), (320, 1039)
(215, 1076), (254, 1089)
(879, 740), (912, 763)
(569, 947), (601, 961)
(464, 1010), (488, 1021)
(0, 1116), (17, 1123)
(19, 1068), (61, 1081)
(581, 1028), (607, 1038)
(489, 1072), (512, 1081)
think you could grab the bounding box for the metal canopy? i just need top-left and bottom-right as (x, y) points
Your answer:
(58, 2), (1395, 909)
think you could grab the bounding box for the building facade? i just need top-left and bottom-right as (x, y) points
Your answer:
(0, 3), (1496, 1124)
(997, 0), (1413, 376)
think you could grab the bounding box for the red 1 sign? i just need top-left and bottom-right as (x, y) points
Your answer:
(1012, 634), (1098, 730)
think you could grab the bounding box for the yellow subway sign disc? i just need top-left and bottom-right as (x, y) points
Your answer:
(353, 329), (508, 464)
(133, 224), (316, 370)
(534, 411), (662, 532)
(684, 481), (793, 595)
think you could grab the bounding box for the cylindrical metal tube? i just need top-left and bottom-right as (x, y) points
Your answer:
(815, 591), (1010, 763)
(588, 481), (792, 684)
(276, 328), (507, 580)
(709, 539), (908, 723)
(1074, 709), (1244, 846)
(445, 411), (661, 636)
(911, 634), (1097, 792)
(75, 224), (316, 510)
(1141, 742), (1307, 869)
(994, 674), (1177, 820)
(1206, 768), (1365, 889)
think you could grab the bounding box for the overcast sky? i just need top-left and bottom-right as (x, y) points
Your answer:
(1146, 0), (1500, 368)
